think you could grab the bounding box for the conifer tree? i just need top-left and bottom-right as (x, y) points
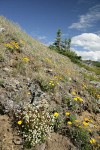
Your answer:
(67, 38), (71, 50)
(63, 38), (71, 50)
(54, 29), (62, 49)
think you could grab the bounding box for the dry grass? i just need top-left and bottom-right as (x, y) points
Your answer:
(0, 16), (100, 150)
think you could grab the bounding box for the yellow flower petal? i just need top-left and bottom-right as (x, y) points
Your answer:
(84, 118), (90, 122)
(83, 121), (89, 126)
(17, 120), (22, 125)
(75, 120), (80, 122)
(67, 121), (72, 125)
(71, 91), (76, 95)
(90, 138), (96, 144)
(74, 97), (78, 101)
(65, 112), (70, 116)
(54, 112), (59, 117)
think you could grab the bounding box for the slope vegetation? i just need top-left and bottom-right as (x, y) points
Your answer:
(0, 16), (100, 150)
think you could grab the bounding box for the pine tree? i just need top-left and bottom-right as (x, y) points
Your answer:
(54, 29), (62, 50)
(63, 38), (71, 50)
(67, 38), (71, 50)
(63, 38), (68, 50)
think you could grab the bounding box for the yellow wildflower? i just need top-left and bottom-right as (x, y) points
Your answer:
(65, 112), (70, 116)
(17, 120), (22, 125)
(5, 43), (13, 49)
(79, 98), (83, 102)
(22, 57), (30, 62)
(75, 120), (80, 122)
(67, 121), (72, 125)
(83, 121), (89, 126)
(49, 80), (53, 83)
(82, 84), (87, 88)
(54, 112), (59, 117)
(88, 129), (92, 132)
(71, 91), (76, 95)
(52, 83), (55, 86)
(74, 97), (78, 101)
(89, 119), (93, 123)
(84, 118), (90, 122)
(78, 125), (82, 128)
(90, 138), (96, 144)
(94, 125), (97, 128)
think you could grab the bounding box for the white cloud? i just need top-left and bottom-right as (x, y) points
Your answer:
(38, 36), (46, 40)
(76, 50), (100, 61)
(72, 33), (100, 51)
(71, 33), (100, 61)
(69, 4), (100, 30)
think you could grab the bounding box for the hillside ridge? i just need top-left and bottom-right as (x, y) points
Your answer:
(0, 16), (100, 150)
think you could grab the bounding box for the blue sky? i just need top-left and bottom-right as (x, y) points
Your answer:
(0, 0), (100, 61)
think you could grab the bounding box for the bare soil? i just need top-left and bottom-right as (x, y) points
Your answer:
(0, 115), (76, 150)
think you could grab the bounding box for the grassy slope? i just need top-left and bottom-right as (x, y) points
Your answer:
(0, 16), (100, 149)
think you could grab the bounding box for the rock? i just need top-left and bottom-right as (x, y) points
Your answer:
(0, 27), (5, 32)
(3, 67), (12, 72)
(13, 136), (22, 145)
(35, 143), (46, 150)
(90, 81), (100, 88)
(97, 99), (100, 105)
(29, 82), (50, 104)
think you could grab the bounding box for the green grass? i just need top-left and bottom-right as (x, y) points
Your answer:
(49, 46), (82, 64)
(79, 63), (100, 75)
(82, 72), (99, 81)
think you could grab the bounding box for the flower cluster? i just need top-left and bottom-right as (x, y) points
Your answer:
(54, 76), (62, 80)
(73, 96), (83, 102)
(73, 117), (94, 129)
(82, 83), (87, 89)
(49, 80), (55, 86)
(15, 100), (55, 147)
(90, 138), (96, 144)
(4, 41), (19, 50)
(49, 76), (62, 87)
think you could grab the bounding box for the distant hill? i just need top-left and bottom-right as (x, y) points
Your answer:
(83, 60), (100, 67)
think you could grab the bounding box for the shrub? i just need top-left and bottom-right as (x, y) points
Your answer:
(69, 127), (92, 150)
(15, 100), (55, 148)
(49, 46), (81, 64)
